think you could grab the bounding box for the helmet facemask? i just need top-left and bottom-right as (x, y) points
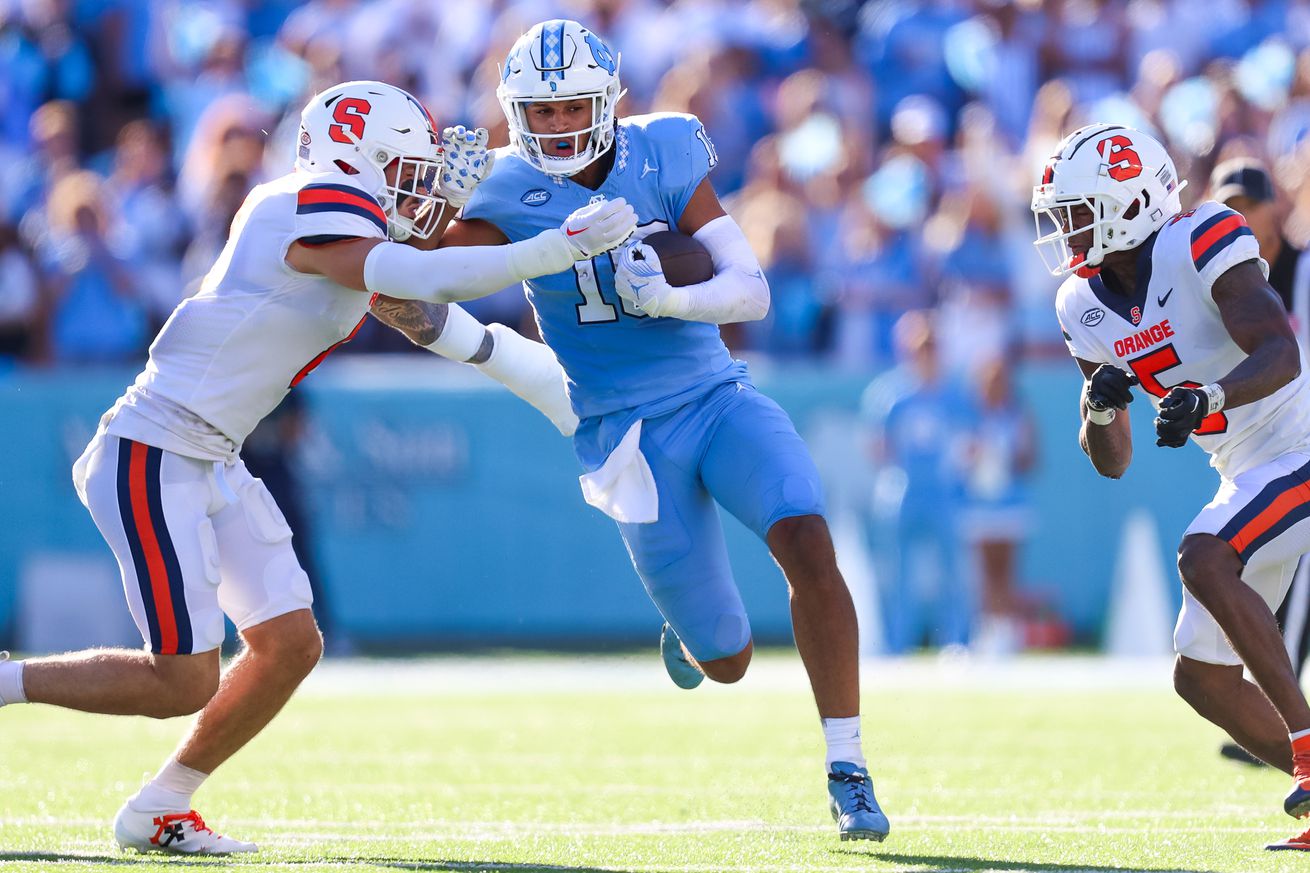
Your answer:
(502, 88), (622, 177)
(1032, 190), (1133, 278)
(330, 134), (447, 242)
(379, 152), (446, 241)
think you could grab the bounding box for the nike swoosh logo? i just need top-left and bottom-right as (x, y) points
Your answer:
(1158, 287), (1174, 306)
(566, 227), (588, 236)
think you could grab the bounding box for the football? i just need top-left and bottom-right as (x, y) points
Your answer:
(641, 230), (714, 286)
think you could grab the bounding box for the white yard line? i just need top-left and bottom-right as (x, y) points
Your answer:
(1, 814), (1278, 835)
(298, 655), (1177, 698)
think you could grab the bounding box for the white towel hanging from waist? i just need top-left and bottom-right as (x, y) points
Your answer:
(578, 419), (659, 524)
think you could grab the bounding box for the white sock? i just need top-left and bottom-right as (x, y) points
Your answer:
(0, 658), (26, 706)
(822, 715), (866, 771)
(130, 759), (209, 812)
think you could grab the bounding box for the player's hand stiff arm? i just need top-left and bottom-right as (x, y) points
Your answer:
(362, 197), (638, 303)
(613, 215), (769, 322)
(434, 125), (495, 209)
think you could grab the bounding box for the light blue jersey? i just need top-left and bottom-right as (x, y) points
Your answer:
(462, 112), (743, 419)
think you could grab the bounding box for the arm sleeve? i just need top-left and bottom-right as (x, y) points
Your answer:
(649, 215), (769, 324)
(362, 230), (576, 304)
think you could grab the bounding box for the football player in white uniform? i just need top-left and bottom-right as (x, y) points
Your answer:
(1035, 123), (1310, 851)
(0, 80), (636, 855)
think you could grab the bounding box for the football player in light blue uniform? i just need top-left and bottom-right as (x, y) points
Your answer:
(437, 20), (888, 841)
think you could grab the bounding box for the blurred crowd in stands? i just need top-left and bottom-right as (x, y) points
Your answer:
(4, 0), (1310, 372)
(9, 0), (1310, 653)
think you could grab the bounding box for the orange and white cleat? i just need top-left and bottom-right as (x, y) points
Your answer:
(113, 803), (257, 854)
(1267, 824), (1310, 851)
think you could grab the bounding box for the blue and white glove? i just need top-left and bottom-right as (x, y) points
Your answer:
(614, 240), (687, 318)
(437, 125), (494, 208)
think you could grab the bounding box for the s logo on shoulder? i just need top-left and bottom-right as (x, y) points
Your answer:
(521, 189), (551, 206)
(1081, 308), (1105, 327)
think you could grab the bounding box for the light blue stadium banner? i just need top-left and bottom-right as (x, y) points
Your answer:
(0, 360), (1218, 650)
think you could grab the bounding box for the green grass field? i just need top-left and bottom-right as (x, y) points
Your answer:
(1, 653), (1307, 872)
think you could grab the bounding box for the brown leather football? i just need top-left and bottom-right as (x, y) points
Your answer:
(642, 230), (714, 286)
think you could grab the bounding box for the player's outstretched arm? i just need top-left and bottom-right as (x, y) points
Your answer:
(1077, 358), (1134, 478)
(285, 198), (637, 304)
(369, 295), (577, 437)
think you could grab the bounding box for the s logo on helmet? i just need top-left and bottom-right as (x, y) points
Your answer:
(521, 189), (551, 206)
(1096, 135), (1143, 182)
(1081, 308), (1104, 327)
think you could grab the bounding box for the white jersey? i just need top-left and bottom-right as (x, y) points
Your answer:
(102, 171), (389, 461)
(1057, 200), (1310, 480)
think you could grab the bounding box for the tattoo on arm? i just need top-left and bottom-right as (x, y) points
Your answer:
(370, 295), (449, 347)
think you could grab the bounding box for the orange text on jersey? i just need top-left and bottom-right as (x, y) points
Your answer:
(1113, 319), (1175, 359)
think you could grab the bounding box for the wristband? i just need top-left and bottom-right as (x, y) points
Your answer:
(1086, 405), (1116, 426)
(1199, 382), (1225, 416)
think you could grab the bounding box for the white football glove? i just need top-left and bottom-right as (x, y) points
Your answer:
(436, 125), (494, 208)
(559, 197), (637, 260)
(614, 239), (688, 318)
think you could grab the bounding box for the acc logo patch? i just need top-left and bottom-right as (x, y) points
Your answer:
(1081, 308), (1104, 327)
(521, 189), (551, 206)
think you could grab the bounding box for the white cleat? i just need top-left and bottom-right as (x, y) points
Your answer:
(113, 803), (257, 854)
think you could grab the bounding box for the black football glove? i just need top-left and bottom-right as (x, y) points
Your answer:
(1085, 364), (1138, 412)
(1155, 386), (1207, 448)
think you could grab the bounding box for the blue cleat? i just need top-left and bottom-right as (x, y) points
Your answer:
(1286, 754), (1310, 818)
(660, 623), (704, 690)
(828, 761), (890, 842)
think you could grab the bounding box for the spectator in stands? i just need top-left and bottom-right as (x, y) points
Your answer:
(962, 357), (1038, 658)
(2, 99), (79, 225)
(0, 221), (41, 363)
(860, 311), (975, 654)
(106, 120), (187, 329)
(37, 170), (147, 364)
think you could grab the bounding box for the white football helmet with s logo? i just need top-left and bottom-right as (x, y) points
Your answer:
(296, 80), (447, 240)
(1032, 123), (1186, 277)
(497, 19), (625, 176)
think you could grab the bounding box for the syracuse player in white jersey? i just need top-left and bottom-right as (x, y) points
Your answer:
(0, 80), (636, 855)
(1035, 123), (1310, 851)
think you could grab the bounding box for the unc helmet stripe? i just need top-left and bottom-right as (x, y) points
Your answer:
(541, 20), (566, 85)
